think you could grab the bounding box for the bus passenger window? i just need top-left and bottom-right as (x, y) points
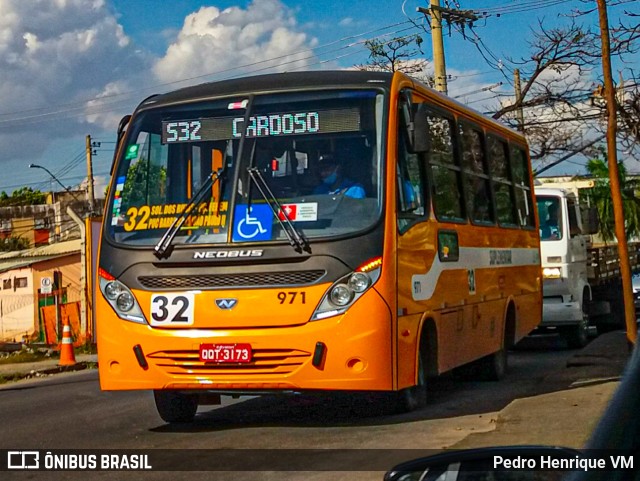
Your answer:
(510, 146), (535, 228)
(459, 124), (494, 224)
(488, 136), (517, 226)
(427, 114), (464, 222)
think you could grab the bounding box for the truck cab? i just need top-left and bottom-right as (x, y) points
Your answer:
(535, 186), (593, 347)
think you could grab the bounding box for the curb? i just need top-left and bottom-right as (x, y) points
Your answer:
(0, 360), (97, 384)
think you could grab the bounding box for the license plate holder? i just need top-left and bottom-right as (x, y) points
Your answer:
(199, 343), (252, 363)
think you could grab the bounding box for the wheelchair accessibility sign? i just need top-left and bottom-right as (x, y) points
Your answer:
(232, 204), (273, 242)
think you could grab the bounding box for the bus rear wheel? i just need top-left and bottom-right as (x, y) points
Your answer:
(153, 390), (198, 423)
(477, 347), (507, 381)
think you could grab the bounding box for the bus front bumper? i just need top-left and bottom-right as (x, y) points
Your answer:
(97, 290), (394, 393)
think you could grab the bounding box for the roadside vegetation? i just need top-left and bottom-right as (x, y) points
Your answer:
(0, 348), (59, 365)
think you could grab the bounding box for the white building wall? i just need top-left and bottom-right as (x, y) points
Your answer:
(0, 268), (35, 342)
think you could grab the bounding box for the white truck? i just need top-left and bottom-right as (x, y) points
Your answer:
(534, 182), (638, 347)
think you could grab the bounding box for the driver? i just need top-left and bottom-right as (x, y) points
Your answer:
(313, 154), (365, 199)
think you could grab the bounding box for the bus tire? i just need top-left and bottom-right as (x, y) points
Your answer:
(396, 349), (427, 413)
(153, 390), (198, 423)
(477, 347), (507, 381)
(477, 303), (514, 381)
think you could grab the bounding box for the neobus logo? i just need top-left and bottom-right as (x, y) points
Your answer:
(193, 249), (264, 259)
(215, 298), (238, 309)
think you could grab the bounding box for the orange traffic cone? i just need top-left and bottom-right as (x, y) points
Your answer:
(58, 324), (76, 366)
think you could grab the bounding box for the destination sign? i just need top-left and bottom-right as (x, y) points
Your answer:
(161, 108), (361, 144)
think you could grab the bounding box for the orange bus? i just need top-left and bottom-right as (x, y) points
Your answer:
(97, 70), (541, 422)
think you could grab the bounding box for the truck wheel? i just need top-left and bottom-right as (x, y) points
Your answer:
(395, 350), (427, 413)
(562, 321), (589, 349)
(562, 297), (590, 349)
(154, 390), (198, 423)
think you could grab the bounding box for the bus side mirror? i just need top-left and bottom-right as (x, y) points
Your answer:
(111, 114), (132, 175)
(408, 103), (430, 153)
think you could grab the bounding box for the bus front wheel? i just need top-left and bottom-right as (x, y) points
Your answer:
(396, 350), (427, 413)
(153, 390), (198, 423)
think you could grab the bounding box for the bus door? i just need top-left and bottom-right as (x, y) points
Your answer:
(395, 93), (436, 387)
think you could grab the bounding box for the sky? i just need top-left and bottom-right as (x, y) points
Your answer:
(0, 0), (637, 195)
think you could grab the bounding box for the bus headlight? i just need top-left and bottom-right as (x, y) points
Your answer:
(330, 284), (354, 306)
(348, 272), (370, 293)
(311, 257), (382, 321)
(98, 269), (147, 324)
(104, 281), (123, 301)
(116, 291), (135, 312)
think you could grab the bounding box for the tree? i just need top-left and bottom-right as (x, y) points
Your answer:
(0, 236), (29, 252)
(486, 8), (640, 168)
(356, 35), (434, 86)
(354, 5), (640, 171)
(0, 187), (47, 207)
(122, 157), (167, 207)
(487, 20), (603, 164)
(582, 154), (640, 242)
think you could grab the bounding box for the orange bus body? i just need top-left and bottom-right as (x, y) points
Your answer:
(97, 71), (541, 412)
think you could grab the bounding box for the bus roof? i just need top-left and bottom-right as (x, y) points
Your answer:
(137, 70), (394, 111)
(134, 69), (525, 144)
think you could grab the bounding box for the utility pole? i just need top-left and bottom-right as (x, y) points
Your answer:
(596, 0), (637, 345)
(429, 0), (447, 94)
(514, 69), (526, 133)
(85, 135), (96, 215)
(417, 2), (478, 95)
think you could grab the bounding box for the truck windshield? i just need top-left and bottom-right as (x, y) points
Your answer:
(537, 196), (563, 241)
(107, 89), (385, 247)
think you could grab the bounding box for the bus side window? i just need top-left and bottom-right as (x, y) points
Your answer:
(459, 123), (494, 224)
(488, 135), (517, 226)
(510, 146), (535, 228)
(427, 113), (464, 222)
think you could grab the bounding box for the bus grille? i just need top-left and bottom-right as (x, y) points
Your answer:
(146, 348), (311, 376)
(138, 270), (326, 290)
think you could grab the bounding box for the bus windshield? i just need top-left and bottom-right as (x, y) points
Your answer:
(108, 89), (385, 247)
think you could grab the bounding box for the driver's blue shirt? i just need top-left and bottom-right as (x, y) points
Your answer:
(313, 179), (365, 199)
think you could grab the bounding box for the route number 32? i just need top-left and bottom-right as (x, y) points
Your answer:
(150, 293), (195, 326)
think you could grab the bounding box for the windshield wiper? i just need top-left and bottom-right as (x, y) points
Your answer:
(247, 166), (310, 254)
(154, 167), (225, 259)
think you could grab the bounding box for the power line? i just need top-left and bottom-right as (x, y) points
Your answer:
(453, 82), (503, 99)
(471, 0), (574, 16)
(0, 18), (422, 125)
(0, 25), (423, 128)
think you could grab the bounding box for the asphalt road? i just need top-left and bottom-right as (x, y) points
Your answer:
(0, 334), (596, 480)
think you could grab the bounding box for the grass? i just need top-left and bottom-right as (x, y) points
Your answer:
(0, 373), (23, 385)
(0, 350), (59, 365)
(76, 343), (98, 355)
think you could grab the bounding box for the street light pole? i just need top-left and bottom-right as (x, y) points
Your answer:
(28, 164), (82, 203)
(29, 164), (69, 195)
